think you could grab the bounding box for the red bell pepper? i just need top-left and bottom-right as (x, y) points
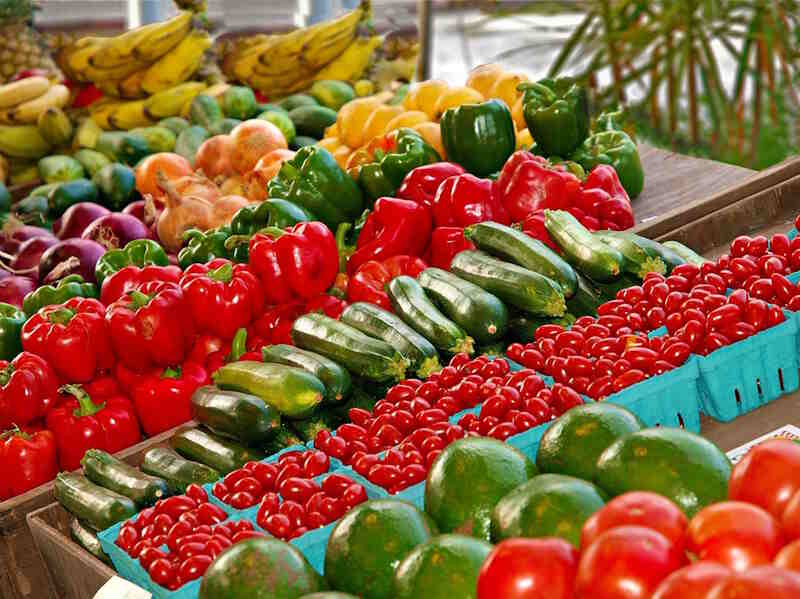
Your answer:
(131, 361), (209, 436)
(248, 233), (294, 306)
(428, 227), (476, 270)
(396, 162), (466, 208)
(432, 173), (509, 228)
(496, 151), (582, 222)
(186, 334), (229, 374)
(21, 298), (114, 383)
(305, 293), (349, 320)
(250, 302), (306, 347)
(100, 264), (182, 306)
(348, 197), (432, 275)
(348, 255), (427, 311)
(0, 426), (58, 500)
(580, 164), (635, 230)
(0, 352), (59, 430)
(274, 222), (339, 300)
(519, 210), (560, 251)
(46, 383), (141, 471)
(105, 281), (194, 372)
(180, 259), (264, 339)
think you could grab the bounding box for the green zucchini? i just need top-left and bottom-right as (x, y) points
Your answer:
(594, 273), (641, 302)
(191, 385), (281, 445)
(212, 361), (325, 419)
(544, 209), (624, 282)
(567, 272), (604, 317)
(263, 425), (304, 455)
(81, 449), (168, 508)
(417, 267), (509, 345)
(70, 518), (111, 565)
(170, 427), (265, 475)
(450, 250), (566, 317)
(140, 447), (220, 494)
(465, 221), (578, 297)
(54, 472), (136, 532)
(387, 276), (474, 355)
(594, 230), (666, 279)
(291, 313), (409, 382)
(507, 313), (577, 343)
(601, 230), (686, 273)
(261, 344), (352, 403)
(340, 302), (441, 377)
(289, 408), (343, 443)
(663, 240), (711, 265)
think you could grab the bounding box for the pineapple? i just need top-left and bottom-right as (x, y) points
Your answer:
(0, 0), (58, 83)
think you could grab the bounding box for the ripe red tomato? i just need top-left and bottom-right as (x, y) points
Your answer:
(775, 540), (800, 572)
(728, 439), (800, 519)
(783, 490), (800, 540)
(687, 501), (784, 571)
(580, 492), (688, 552)
(652, 561), (731, 599)
(706, 566), (800, 599)
(476, 538), (578, 599)
(574, 526), (686, 599)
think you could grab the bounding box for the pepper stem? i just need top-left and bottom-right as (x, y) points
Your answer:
(208, 262), (234, 283)
(0, 424), (27, 441)
(261, 226), (285, 240)
(47, 307), (75, 325)
(162, 366), (182, 379)
(0, 363), (13, 387)
(228, 328), (247, 362)
(129, 290), (152, 309)
(61, 384), (105, 418)
(224, 235), (250, 251)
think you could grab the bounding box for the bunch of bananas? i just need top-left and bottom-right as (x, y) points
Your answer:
(89, 81), (209, 130)
(221, 0), (380, 97)
(0, 76), (69, 125)
(56, 11), (211, 99)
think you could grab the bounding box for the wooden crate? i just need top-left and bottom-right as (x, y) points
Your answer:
(0, 423), (191, 599)
(26, 503), (115, 599)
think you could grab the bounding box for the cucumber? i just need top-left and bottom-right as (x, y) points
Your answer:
(593, 230), (666, 279)
(450, 250), (566, 317)
(662, 240), (711, 265)
(261, 344), (352, 404)
(191, 386), (281, 445)
(54, 472), (136, 532)
(417, 267), (509, 345)
(170, 427), (266, 475)
(81, 449), (169, 508)
(70, 518), (111, 565)
(544, 209), (624, 282)
(263, 426), (304, 455)
(465, 221), (578, 297)
(567, 272), (604, 317)
(387, 276), (474, 355)
(212, 361), (325, 419)
(600, 230), (686, 273)
(140, 447), (220, 495)
(291, 313), (409, 382)
(507, 313), (577, 343)
(340, 302), (441, 378)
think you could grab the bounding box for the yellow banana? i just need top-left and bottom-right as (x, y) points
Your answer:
(203, 83), (230, 99)
(108, 98), (156, 130)
(0, 125), (52, 159)
(7, 84), (70, 125)
(141, 29), (211, 95)
(144, 81), (206, 119)
(313, 35), (382, 82)
(0, 76), (51, 109)
(118, 70), (148, 99)
(89, 99), (126, 130)
(133, 11), (194, 61)
(88, 25), (160, 69)
(57, 38), (106, 81)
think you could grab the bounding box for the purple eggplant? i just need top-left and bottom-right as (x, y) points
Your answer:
(38, 238), (105, 284)
(81, 213), (151, 251)
(53, 202), (111, 239)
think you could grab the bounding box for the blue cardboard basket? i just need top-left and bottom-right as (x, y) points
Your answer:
(98, 513), (155, 593)
(789, 227), (797, 240)
(696, 313), (799, 421)
(506, 420), (550, 461)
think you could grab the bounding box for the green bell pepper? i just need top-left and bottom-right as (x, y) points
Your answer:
(571, 129), (644, 199)
(0, 303), (24, 360)
(519, 77), (590, 157)
(230, 199), (314, 236)
(22, 274), (98, 315)
(95, 239), (169, 285)
(268, 146), (364, 230)
(596, 108), (626, 133)
(178, 228), (229, 269)
(440, 99), (516, 177)
(352, 128), (441, 202)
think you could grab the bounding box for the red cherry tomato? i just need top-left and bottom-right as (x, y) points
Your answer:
(612, 369), (647, 391)
(706, 566), (800, 599)
(651, 561), (731, 599)
(783, 490), (800, 540)
(278, 477), (320, 504)
(775, 539), (800, 571)
(148, 558), (177, 587)
(728, 439), (800, 519)
(185, 484), (208, 504)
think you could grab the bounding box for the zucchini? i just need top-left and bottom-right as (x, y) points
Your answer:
(450, 250), (566, 317)
(567, 272), (604, 317)
(387, 276), (474, 355)
(54, 472), (136, 532)
(170, 428), (265, 475)
(340, 302), (441, 377)
(663, 240), (711, 265)
(263, 425), (304, 455)
(81, 449), (168, 507)
(417, 267), (509, 345)
(507, 313), (577, 343)
(191, 385), (281, 445)
(594, 273), (641, 302)
(544, 209), (624, 282)
(594, 230), (666, 279)
(601, 230), (686, 273)
(70, 518), (111, 565)
(291, 313), (409, 382)
(465, 221), (578, 297)
(140, 447), (220, 495)
(212, 361), (325, 419)
(289, 408), (343, 443)
(261, 344), (352, 403)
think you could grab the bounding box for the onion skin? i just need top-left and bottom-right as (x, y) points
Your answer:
(81, 213), (152, 250)
(0, 276), (36, 308)
(53, 203), (111, 240)
(38, 239), (105, 284)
